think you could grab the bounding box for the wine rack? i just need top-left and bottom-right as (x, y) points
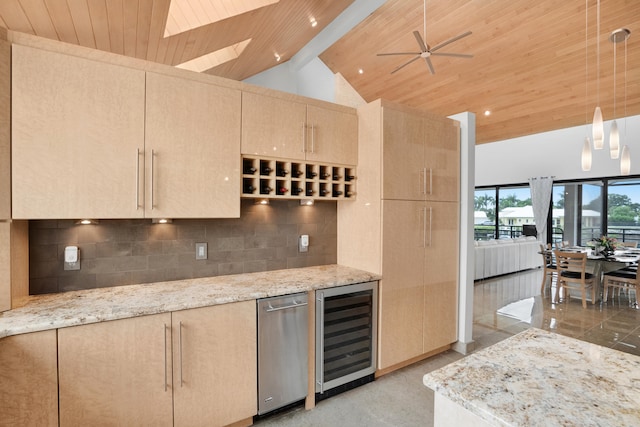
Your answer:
(241, 156), (356, 200)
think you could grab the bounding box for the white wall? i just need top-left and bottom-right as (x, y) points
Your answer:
(476, 115), (640, 186)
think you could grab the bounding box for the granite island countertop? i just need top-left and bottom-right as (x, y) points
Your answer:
(423, 328), (640, 427)
(0, 264), (380, 338)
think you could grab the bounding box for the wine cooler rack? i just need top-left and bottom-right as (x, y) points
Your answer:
(241, 156), (356, 200)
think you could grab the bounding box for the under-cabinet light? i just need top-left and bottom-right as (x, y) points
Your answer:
(152, 218), (173, 224)
(300, 199), (314, 206)
(255, 199), (270, 205)
(75, 219), (99, 225)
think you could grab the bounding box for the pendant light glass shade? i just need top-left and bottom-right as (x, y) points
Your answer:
(592, 107), (604, 149)
(609, 120), (619, 159)
(620, 145), (630, 175)
(581, 136), (592, 171)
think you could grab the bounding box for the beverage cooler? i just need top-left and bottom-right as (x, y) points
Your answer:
(315, 281), (377, 398)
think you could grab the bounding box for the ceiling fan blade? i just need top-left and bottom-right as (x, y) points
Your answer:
(377, 52), (422, 56)
(431, 52), (474, 59)
(413, 30), (428, 52)
(430, 30), (472, 53)
(424, 57), (435, 75)
(391, 55), (421, 74)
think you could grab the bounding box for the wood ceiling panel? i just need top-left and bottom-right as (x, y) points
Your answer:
(44, 0), (79, 44)
(66, 0), (95, 48)
(321, 0), (640, 143)
(0, 0), (636, 144)
(18, 0), (57, 39)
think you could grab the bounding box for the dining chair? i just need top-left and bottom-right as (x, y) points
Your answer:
(540, 243), (557, 295)
(554, 250), (596, 309)
(619, 241), (638, 248)
(602, 267), (639, 307)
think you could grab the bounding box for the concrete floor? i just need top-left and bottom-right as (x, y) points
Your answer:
(254, 268), (640, 427)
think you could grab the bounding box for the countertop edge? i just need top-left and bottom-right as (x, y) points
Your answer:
(0, 264), (381, 339)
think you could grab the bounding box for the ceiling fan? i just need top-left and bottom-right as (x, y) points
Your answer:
(377, 0), (473, 75)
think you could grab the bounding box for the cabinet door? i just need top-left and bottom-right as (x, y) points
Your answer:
(241, 91), (307, 160)
(381, 107), (426, 201)
(145, 72), (241, 218)
(0, 330), (58, 427)
(306, 105), (358, 165)
(424, 118), (460, 202)
(172, 301), (256, 427)
(12, 45), (145, 219)
(378, 200), (425, 369)
(58, 314), (173, 427)
(423, 201), (459, 352)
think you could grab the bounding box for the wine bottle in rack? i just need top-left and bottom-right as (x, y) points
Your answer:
(278, 187), (289, 195)
(244, 184), (256, 193)
(293, 167), (304, 177)
(333, 173), (342, 180)
(306, 188), (315, 196)
(346, 175), (355, 181)
(261, 185), (273, 194)
(261, 165), (272, 175)
(276, 165), (289, 176)
(320, 188), (330, 196)
(307, 170), (317, 179)
(292, 186), (304, 195)
(332, 189), (343, 197)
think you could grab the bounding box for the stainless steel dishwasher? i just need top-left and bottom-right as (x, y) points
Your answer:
(257, 292), (308, 415)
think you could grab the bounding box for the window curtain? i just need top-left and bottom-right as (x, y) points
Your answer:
(528, 176), (553, 241)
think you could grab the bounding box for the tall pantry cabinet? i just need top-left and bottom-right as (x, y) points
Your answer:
(338, 99), (460, 373)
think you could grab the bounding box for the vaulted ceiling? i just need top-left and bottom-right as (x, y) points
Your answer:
(0, 0), (638, 144)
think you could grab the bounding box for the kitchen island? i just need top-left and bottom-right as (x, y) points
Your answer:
(423, 328), (640, 427)
(0, 264), (379, 337)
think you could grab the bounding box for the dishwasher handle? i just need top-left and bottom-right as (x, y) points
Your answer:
(265, 301), (308, 312)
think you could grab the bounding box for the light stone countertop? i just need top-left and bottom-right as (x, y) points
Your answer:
(0, 264), (380, 339)
(423, 328), (640, 427)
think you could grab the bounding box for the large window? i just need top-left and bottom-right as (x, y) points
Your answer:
(474, 188), (496, 240)
(477, 176), (640, 245)
(607, 179), (640, 245)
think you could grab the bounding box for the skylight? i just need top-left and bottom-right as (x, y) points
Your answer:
(176, 39), (252, 72)
(164, 0), (280, 37)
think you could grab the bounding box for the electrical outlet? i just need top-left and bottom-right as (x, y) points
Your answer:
(298, 235), (309, 253)
(195, 242), (208, 260)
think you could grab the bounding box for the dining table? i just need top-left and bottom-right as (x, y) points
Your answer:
(555, 246), (639, 302)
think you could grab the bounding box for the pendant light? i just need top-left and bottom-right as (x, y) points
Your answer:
(581, 0), (592, 171)
(609, 27), (621, 159)
(614, 28), (632, 175)
(592, 0), (604, 149)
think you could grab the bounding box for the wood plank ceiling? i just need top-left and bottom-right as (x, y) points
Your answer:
(0, 0), (638, 144)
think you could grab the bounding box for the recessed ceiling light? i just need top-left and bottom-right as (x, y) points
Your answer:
(310, 17), (318, 27)
(358, 68), (364, 74)
(484, 110), (491, 116)
(274, 53), (281, 62)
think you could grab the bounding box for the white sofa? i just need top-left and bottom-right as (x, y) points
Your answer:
(474, 236), (542, 280)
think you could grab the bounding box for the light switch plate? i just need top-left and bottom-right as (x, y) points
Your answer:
(196, 242), (208, 260)
(299, 235), (309, 253)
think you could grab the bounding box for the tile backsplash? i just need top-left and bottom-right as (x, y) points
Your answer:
(29, 199), (337, 294)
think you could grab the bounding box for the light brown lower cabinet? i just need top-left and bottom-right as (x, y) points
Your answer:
(0, 330), (58, 427)
(58, 301), (257, 427)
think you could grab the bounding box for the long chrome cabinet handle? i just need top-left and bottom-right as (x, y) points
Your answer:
(422, 207), (427, 248)
(316, 292), (324, 394)
(163, 323), (168, 391)
(428, 206), (433, 247)
(310, 124), (315, 153)
(150, 149), (155, 209)
(135, 149), (140, 210)
(301, 122), (307, 153)
(422, 168), (427, 196)
(179, 321), (183, 387)
(428, 168), (433, 196)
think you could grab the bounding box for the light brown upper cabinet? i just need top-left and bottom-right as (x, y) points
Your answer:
(241, 91), (357, 165)
(382, 104), (459, 202)
(145, 72), (241, 219)
(11, 44), (146, 219)
(11, 45), (241, 219)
